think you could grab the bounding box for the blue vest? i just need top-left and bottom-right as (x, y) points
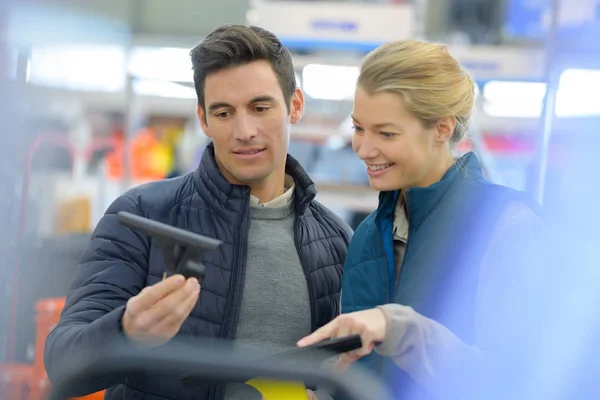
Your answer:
(341, 152), (533, 399)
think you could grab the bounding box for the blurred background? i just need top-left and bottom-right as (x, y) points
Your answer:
(1, 0), (599, 398)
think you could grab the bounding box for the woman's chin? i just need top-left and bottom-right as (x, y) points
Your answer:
(368, 179), (401, 192)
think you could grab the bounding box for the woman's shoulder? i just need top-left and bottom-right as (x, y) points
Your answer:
(469, 179), (544, 219)
(469, 181), (547, 244)
(493, 199), (547, 245)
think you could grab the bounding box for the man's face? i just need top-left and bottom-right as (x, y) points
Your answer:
(198, 60), (304, 187)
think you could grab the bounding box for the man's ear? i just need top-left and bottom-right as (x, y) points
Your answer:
(434, 116), (456, 145)
(289, 87), (305, 125)
(197, 104), (211, 137)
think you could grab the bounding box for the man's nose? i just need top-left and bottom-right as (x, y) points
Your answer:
(232, 113), (257, 142)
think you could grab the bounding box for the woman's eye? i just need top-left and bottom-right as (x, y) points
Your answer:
(381, 131), (396, 138)
(352, 125), (364, 133)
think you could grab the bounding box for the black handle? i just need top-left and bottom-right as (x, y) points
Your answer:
(116, 211), (219, 283)
(46, 340), (391, 400)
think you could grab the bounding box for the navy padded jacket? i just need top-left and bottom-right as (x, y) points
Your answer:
(44, 144), (352, 400)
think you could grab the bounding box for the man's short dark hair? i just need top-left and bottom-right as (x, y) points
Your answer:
(190, 25), (296, 113)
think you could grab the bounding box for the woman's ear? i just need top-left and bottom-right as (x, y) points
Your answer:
(290, 88), (305, 125)
(435, 116), (456, 144)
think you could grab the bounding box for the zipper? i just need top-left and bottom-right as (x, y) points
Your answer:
(379, 191), (410, 377)
(374, 209), (393, 308)
(221, 196), (250, 339)
(374, 215), (390, 377)
(211, 196), (250, 400)
(294, 217), (316, 332)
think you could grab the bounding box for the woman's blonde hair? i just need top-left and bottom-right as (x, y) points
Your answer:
(358, 40), (475, 145)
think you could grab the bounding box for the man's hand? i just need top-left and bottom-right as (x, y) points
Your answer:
(122, 274), (200, 347)
(297, 309), (387, 371)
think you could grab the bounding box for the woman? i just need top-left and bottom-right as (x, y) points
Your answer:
(298, 40), (548, 400)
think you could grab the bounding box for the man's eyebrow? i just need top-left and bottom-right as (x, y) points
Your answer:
(207, 96), (276, 112)
(207, 102), (233, 112)
(250, 95), (276, 103)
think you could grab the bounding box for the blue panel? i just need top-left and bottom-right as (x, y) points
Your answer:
(504, 0), (549, 39)
(310, 19), (359, 33)
(280, 37), (383, 52)
(504, 0), (600, 42)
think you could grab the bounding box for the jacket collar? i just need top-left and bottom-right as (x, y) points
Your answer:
(377, 152), (485, 230)
(192, 142), (317, 215)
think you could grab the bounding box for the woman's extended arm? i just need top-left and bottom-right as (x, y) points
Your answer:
(299, 201), (549, 399)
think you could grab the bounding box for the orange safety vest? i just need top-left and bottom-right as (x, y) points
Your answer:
(105, 129), (172, 181)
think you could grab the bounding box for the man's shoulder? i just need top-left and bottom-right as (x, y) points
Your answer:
(306, 200), (353, 242)
(114, 173), (197, 218)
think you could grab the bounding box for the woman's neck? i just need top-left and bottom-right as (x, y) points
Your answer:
(411, 154), (456, 189)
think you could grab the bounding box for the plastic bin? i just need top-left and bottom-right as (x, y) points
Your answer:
(31, 297), (104, 400)
(0, 364), (34, 400)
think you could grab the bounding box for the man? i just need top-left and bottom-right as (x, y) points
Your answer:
(44, 25), (352, 400)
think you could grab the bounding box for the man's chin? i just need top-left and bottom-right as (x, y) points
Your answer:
(230, 170), (272, 185)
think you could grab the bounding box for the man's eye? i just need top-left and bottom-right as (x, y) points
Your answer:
(215, 112), (229, 118)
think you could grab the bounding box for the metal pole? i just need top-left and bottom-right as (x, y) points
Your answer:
(123, 72), (135, 185)
(532, 0), (562, 205)
(14, 46), (30, 84)
(0, 0), (29, 363)
(0, 0), (11, 363)
(122, 0), (143, 189)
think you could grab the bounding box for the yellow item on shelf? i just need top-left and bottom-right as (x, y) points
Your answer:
(246, 379), (309, 400)
(56, 196), (91, 234)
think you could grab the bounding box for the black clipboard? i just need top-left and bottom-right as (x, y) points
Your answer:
(179, 335), (363, 388)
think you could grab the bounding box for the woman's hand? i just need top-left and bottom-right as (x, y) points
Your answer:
(297, 309), (387, 370)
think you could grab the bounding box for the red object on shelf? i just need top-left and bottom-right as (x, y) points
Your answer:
(34, 298), (66, 380)
(0, 363), (34, 400)
(0, 297), (105, 400)
(33, 298), (105, 400)
(7, 133), (75, 364)
(8, 133), (124, 364)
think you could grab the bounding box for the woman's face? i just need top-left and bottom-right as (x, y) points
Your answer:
(351, 87), (455, 191)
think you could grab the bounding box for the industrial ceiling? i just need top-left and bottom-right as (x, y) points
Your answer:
(8, 0), (250, 46)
